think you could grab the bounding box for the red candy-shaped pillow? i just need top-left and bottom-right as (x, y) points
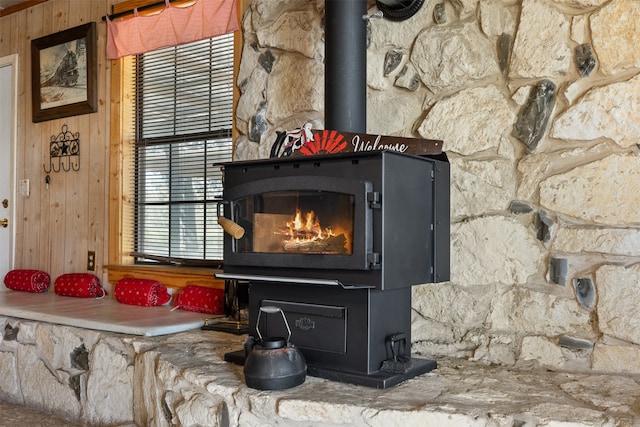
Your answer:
(3, 269), (51, 293)
(54, 273), (106, 298)
(114, 278), (171, 307)
(173, 285), (224, 315)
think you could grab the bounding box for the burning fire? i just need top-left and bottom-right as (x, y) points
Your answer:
(280, 209), (349, 254)
(285, 209), (335, 241)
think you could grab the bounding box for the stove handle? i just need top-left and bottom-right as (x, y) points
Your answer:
(256, 306), (292, 342)
(214, 273), (376, 289)
(216, 201), (245, 239)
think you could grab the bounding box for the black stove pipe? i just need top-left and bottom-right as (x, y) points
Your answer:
(324, 0), (368, 133)
(376, 0), (425, 21)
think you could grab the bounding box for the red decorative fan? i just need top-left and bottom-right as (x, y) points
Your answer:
(299, 129), (348, 155)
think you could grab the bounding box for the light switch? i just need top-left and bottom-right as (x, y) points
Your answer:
(18, 179), (30, 197)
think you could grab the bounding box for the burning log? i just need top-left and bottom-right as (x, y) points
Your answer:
(282, 233), (347, 254)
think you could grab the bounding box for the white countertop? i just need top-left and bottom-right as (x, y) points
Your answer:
(0, 290), (208, 336)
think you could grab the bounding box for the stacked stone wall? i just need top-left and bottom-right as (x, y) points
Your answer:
(235, 0), (640, 374)
(2, 316), (637, 426)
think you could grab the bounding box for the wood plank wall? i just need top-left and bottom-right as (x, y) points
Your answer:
(0, 0), (118, 281)
(0, 0), (244, 290)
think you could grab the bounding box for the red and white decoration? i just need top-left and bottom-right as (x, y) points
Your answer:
(114, 278), (171, 307)
(54, 273), (106, 298)
(3, 269), (51, 293)
(173, 285), (224, 314)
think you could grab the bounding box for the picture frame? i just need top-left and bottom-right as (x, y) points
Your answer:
(31, 22), (97, 123)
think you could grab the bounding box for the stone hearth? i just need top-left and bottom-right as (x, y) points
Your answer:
(1, 315), (638, 426)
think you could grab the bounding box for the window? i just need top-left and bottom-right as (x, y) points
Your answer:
(131, 34), (234, 264)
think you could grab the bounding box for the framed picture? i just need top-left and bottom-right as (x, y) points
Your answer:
(31, 22), (97, 123)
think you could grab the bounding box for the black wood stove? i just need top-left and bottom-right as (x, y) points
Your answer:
(217, 149), (449, 388)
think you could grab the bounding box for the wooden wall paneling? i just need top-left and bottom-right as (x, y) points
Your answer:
(51, 0), (68, 33)
(0, 0), (49, 18)
(106, 0), (122, 269)
(24, 3), (46, 271)
(3, 0), (227, 288)
(68, 1), (91, 37)
(107, 0), (128, 268)
(107, 264), (225, 290)
(0, 14), (9, 57)
(241, 0), (250, 14)
(113, 56), (136, 267)
(108, 57), (124, 266)
(63, 0), (91, 274)
(45, 1), (68, 279)
(18, 7), (50, 271)
(59, 5), (75, 273)
(95, 1), (109, 277)
(108, 39), (135, 268)
(91, 0), (112, 278)
(3, 0), (116, 279)
(27, 1), (45, 33)
(46, 114), (66, 279)
(27, 3), (48, 272)
(120, 57), (135, 268)
(60, 116), (85, 273)
(33, 0), (54, 274)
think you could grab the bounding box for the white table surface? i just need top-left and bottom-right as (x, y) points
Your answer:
(0, 290), (209, 336)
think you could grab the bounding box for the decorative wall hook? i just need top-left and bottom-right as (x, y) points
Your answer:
(43, 124), (81, 173)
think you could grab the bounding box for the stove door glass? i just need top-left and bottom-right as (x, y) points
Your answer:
(235, 190), (355, 256)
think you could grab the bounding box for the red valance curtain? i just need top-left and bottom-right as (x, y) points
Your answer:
(106, 0), (239, 59)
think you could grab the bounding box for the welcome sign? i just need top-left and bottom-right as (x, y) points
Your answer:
(270, 127), (444, 158)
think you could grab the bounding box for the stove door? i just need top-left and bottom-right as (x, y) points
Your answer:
(261, 299), (347, 354)
(223, 176), (375, 271)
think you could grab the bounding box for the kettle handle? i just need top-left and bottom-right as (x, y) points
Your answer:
(256, 306), (291, 342)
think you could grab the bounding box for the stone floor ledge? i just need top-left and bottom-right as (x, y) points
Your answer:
(146, 331), (640, 427)
(1, 316), (639, 426)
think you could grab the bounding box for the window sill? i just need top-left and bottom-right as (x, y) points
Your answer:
(106, 264), (225, 290)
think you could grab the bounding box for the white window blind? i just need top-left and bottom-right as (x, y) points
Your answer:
(133, 34), (233, 264)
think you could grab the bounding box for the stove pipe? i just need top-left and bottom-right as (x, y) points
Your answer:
(324, 0), (367, 133)
(376, 0), (426, 21)
(324, 0), (424, 133)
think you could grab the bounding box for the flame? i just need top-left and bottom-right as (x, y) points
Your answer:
(279, 209), (350, 254)
(286, 209), (334, 241)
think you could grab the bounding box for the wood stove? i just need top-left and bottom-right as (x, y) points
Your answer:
(217, 149), (449, 388)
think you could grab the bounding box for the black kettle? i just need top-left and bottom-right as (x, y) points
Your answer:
(243, 306), (307, 390)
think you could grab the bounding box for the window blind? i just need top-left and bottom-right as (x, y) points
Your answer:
(133, 34), (234, 264)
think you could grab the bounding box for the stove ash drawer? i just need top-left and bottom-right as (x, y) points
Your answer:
(261, 300), (347, 354)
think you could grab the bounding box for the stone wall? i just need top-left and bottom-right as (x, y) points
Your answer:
(0, 315), (239, 426)
(234, 0), (640, 374)
(3, 315), (638, 426)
